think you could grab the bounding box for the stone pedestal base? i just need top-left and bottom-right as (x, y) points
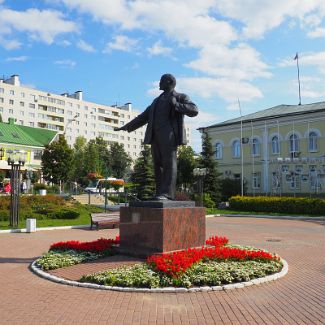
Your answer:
(119, 204), (206, 256)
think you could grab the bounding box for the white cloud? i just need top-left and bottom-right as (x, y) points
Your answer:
(147, 41), (172, 57)
(177, 77), (263, 103)
(59, 39), (72, 47)
(54, 59), (76, 68)
(186, 43), (271, 81)
(54, 0), (270, 104)
(6, 56), (28, 62)
(0, 8), (78, 45)
(214, 0), (325, 39)
(0, 36), (21, 50)
(307, 27), (325, 38)
(104, 35), (138, 53)
(77, 39), (96, 52)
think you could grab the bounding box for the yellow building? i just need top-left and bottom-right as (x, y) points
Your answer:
(201, 102), (325, 196)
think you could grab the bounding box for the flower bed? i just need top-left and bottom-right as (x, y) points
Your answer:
(35, 235), (283, 289)
(36, 236), (119, 270)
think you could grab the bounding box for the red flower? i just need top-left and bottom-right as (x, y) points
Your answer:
(147, 235), (278, 278)
(50, 236), (120, 253)
(205, 235), (229, 247)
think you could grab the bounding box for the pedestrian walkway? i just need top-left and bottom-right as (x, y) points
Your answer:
(0, 217), (324, 324)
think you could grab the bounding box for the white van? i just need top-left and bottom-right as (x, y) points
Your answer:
(84, 178), (124, 193)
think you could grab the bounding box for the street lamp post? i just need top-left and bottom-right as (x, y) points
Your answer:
(6, 150), (27, 228)
(193, 168), (207, 207)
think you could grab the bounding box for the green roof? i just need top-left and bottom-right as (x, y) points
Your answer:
(0, 118), (57, 147)
(203, 101), (325, 129)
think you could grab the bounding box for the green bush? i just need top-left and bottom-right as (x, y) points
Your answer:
(193, 193), (215, 208)
(50, 208), (80, 219)
(229, 196), (325, 215)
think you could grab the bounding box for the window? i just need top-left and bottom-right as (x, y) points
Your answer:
(29, 103), (35, 109)
(34, 150), (43, 160)
(215, 143), (222, 159)
(232, 140), (240, 158)
(289, 173), (300, 189)
(271, 136), (280, 154)
(29, 112), (35, 118)
(289, 134), (299, 153)
(252, 172), (261, 189)
(9, 99), (14, 105)
(0, 98), (3, 103)
(0, 107), (3, 112)
(9, 109), (13, 114)
(20, 111), (24, 116)
(0, 88), (4, 93)
(308, 131), (318, 152)
(29, 122), (34, 127)
(272, 172), (280, 188)
(21, 92), (25, 98)
(20, 101), (25, 107)
(251, 138), (260, 156)
(9, 90), (14, 95)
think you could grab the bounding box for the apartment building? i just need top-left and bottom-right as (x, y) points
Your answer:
(201, 102), (325, 196)
(0, 75), (151, 159)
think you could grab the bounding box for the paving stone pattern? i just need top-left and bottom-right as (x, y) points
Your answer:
(0, 217), (324, 324)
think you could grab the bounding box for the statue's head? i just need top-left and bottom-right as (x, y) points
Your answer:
(159, 74), (176, 91)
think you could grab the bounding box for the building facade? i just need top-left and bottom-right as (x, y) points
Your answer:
(0, 75), (191, 159)
(202, 102), (325, 196)
(0, 118), (57, 184)
(0, 75), (144, 159)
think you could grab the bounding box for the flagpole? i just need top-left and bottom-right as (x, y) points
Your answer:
(238, 99), (244, 196)
(294, 52), (302, 105)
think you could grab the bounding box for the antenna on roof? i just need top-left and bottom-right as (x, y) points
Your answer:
(294, 52), (302, 105)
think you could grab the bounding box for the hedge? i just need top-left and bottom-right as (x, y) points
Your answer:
(229, 195), (325, 215)
(0, 195), (79, 221)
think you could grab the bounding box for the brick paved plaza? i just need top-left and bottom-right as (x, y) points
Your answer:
(0, 217), (324, 324)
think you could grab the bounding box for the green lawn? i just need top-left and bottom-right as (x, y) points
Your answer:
(0, 204), (104, 230)
(206, 208), (325, 217)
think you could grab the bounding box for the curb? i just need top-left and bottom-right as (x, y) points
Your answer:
(207, 214), (325, 221)
(0, 225), (89, 234)
(30, 258), (288, 293)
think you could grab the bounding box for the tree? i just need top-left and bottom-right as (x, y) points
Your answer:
(130, 145), (155, 200)
(83, 139), (102, 177)
(220, 178), (247, 201)
(109, 142), (132, 179)
(177, 145), (197, 192)
(95, 137), (110, 176)
(71, 136), (87, 185)
(42, 136), (73, 185)
(199, 132), (222, 204)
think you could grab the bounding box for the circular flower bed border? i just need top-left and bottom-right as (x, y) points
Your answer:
(30, 235), (288, 293)
(31, 258), (288, 293)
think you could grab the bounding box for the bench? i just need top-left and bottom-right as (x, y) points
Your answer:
(90, 213), (120, 230)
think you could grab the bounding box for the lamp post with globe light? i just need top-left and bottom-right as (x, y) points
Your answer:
(6, 150), (27, 228)
(193, 168), (207, 207)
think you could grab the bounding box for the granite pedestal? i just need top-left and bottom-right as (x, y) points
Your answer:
(119, 201), (206, 256)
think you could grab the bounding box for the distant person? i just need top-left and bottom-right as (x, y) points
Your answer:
(21, 180), (27, 194)
(4, 183), (11, 195)
(115, 73), (198, 200)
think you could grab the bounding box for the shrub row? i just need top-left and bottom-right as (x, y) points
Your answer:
(0, 195), (80, 221)
(229, 195), (325, 215)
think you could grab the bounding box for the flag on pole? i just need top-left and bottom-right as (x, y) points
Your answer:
(294, 52), (298, 60)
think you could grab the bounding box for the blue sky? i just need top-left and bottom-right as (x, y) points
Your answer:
(1, 0), (325, 151)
